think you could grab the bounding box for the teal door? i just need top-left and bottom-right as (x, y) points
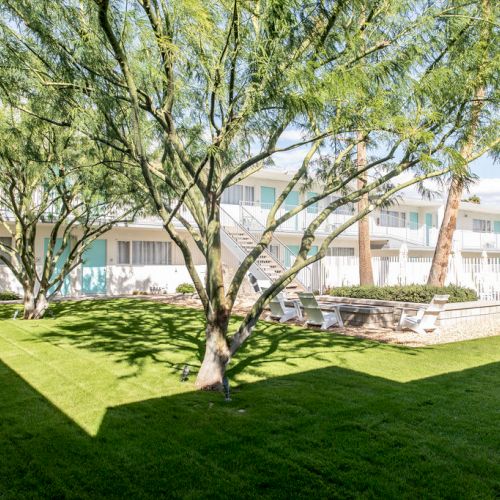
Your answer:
(284, 191), (300, 230)
(284, 190), (299, 210)
(409, 212), (419, 230)
(82, 240), (107, 294)
(425, 213), (433, 245)
(307, 192), (318, 213)
(284, 244), (299, 268)
(44, 238), (71, 296)
(260, 186), (276, 209)
(494, 221), (500, 234)
(308, 245), (318, 257)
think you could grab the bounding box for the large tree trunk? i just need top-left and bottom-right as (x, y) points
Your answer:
(195, 198), (232, 390)
(357, 136), (374, 285)
(195, 321), (231, 390)
(427, 85), (485, 286)
(23, 287), (36, 319)
(427, 176), (464, 286)
(23, 286), (49, 320)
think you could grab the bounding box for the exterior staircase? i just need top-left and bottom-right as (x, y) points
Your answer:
(220, 208), (307, 295)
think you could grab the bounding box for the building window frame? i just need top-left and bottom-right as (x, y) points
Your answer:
(472, 218), (492, 233)
(327, 247), (355, 257)
(379, 210), (406, 228)
(222, 185), (255, 206)
(117, 241), (131, 264)
(118, 240), (172, 265)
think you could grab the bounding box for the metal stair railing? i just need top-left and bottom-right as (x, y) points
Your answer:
(219, 206), (285, 283)
(239, 204), (313, 291)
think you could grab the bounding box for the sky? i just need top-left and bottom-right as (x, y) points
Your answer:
(468, 157), (500, 204)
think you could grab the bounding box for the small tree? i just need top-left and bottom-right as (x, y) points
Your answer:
(0, 109), (140, 319)
(2, 0), (498, 386)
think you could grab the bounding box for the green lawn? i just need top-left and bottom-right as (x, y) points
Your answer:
(1, 299), (499, 499)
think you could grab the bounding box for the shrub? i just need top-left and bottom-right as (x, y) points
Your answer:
(325, 284), (477, 303)
(176, 283), (196, 294)
(0, 290), (21, 300)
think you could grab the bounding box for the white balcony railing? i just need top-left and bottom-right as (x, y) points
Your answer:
(454, 229), (500, 250)
(236, 201), (437, 247)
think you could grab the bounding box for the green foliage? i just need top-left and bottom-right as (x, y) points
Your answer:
(0, 99), (146, 312)
(0, 290), (20, 301)
(463, 195), (481, 204)
(0, 0), (498, 354)
(326, 284), (478, 303)
(176, 283), (196, 294)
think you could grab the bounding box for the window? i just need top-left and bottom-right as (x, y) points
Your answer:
(222, 185), (255, 205)
(380, 210), (406, 228)
(244, 186), (255, 205)
(269, 245), (280, 259)
(117, 241), (130, 264)
(222, 185), (242, 205)
(473, 219), (491, 233)
(327, 247), (355, 256)
(132, 241), (172, 265)
(0, 236), (11, 265)
(322, 195), (355, 215)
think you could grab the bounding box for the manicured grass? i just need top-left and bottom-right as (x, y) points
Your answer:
(0, 299), (499, 499)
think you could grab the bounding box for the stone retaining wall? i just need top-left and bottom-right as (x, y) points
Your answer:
(319, 295), (500, 329)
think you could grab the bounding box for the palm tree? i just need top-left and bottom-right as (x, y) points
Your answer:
(428, 0), (494, 286)
(357, 134), (374, 285)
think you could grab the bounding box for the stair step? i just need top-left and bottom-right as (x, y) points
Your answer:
(224, 226), (305, 292)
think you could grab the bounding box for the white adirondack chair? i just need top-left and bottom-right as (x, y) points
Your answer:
(397, 294), (449, 335)
(267, 293), (301, 323)
(247, 273), (271, 293)
(298, 292), (344, 329)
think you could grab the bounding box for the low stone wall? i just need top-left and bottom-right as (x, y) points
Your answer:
(318, 295), (500, 330)
(323, 303), (393, 327)
(437, 301), (500, 329)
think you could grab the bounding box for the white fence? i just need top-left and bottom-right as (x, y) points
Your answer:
(312, 254), (500, 301)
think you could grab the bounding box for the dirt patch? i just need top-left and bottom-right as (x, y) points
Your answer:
(140, 293), (257, 316)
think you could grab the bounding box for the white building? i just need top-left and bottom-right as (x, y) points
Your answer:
(1, 168), (500, 298)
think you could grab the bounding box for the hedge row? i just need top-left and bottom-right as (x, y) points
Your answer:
(176, 283), (196, 294)
(325, 284), (478, 303)
(0, 290), (21, 301)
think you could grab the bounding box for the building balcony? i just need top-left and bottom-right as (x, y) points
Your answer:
(454, 230), (500, 251)
(237, 202), (438, 247)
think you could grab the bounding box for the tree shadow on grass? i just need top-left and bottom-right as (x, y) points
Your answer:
(19, 299), (420, 381)
(0, 303), (22, 320)
(1, 358), (499, 499)
(31, 299), (208, 376)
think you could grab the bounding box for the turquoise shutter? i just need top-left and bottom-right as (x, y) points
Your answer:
(307, 192), (318, 213)
(82, 240), (107, 294)
(284, 190), (299, 210)
(260, 186), (276, 209)
(284, 244), (299, 268)
(44, 238), (71, 296)
(308, 245), (318, 257)
(409, 212), (419, 230)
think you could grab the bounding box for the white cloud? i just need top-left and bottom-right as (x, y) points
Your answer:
(279, 129), (307, 143)
(466, 178), (500, 205)
(271, 146), (314, 170)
